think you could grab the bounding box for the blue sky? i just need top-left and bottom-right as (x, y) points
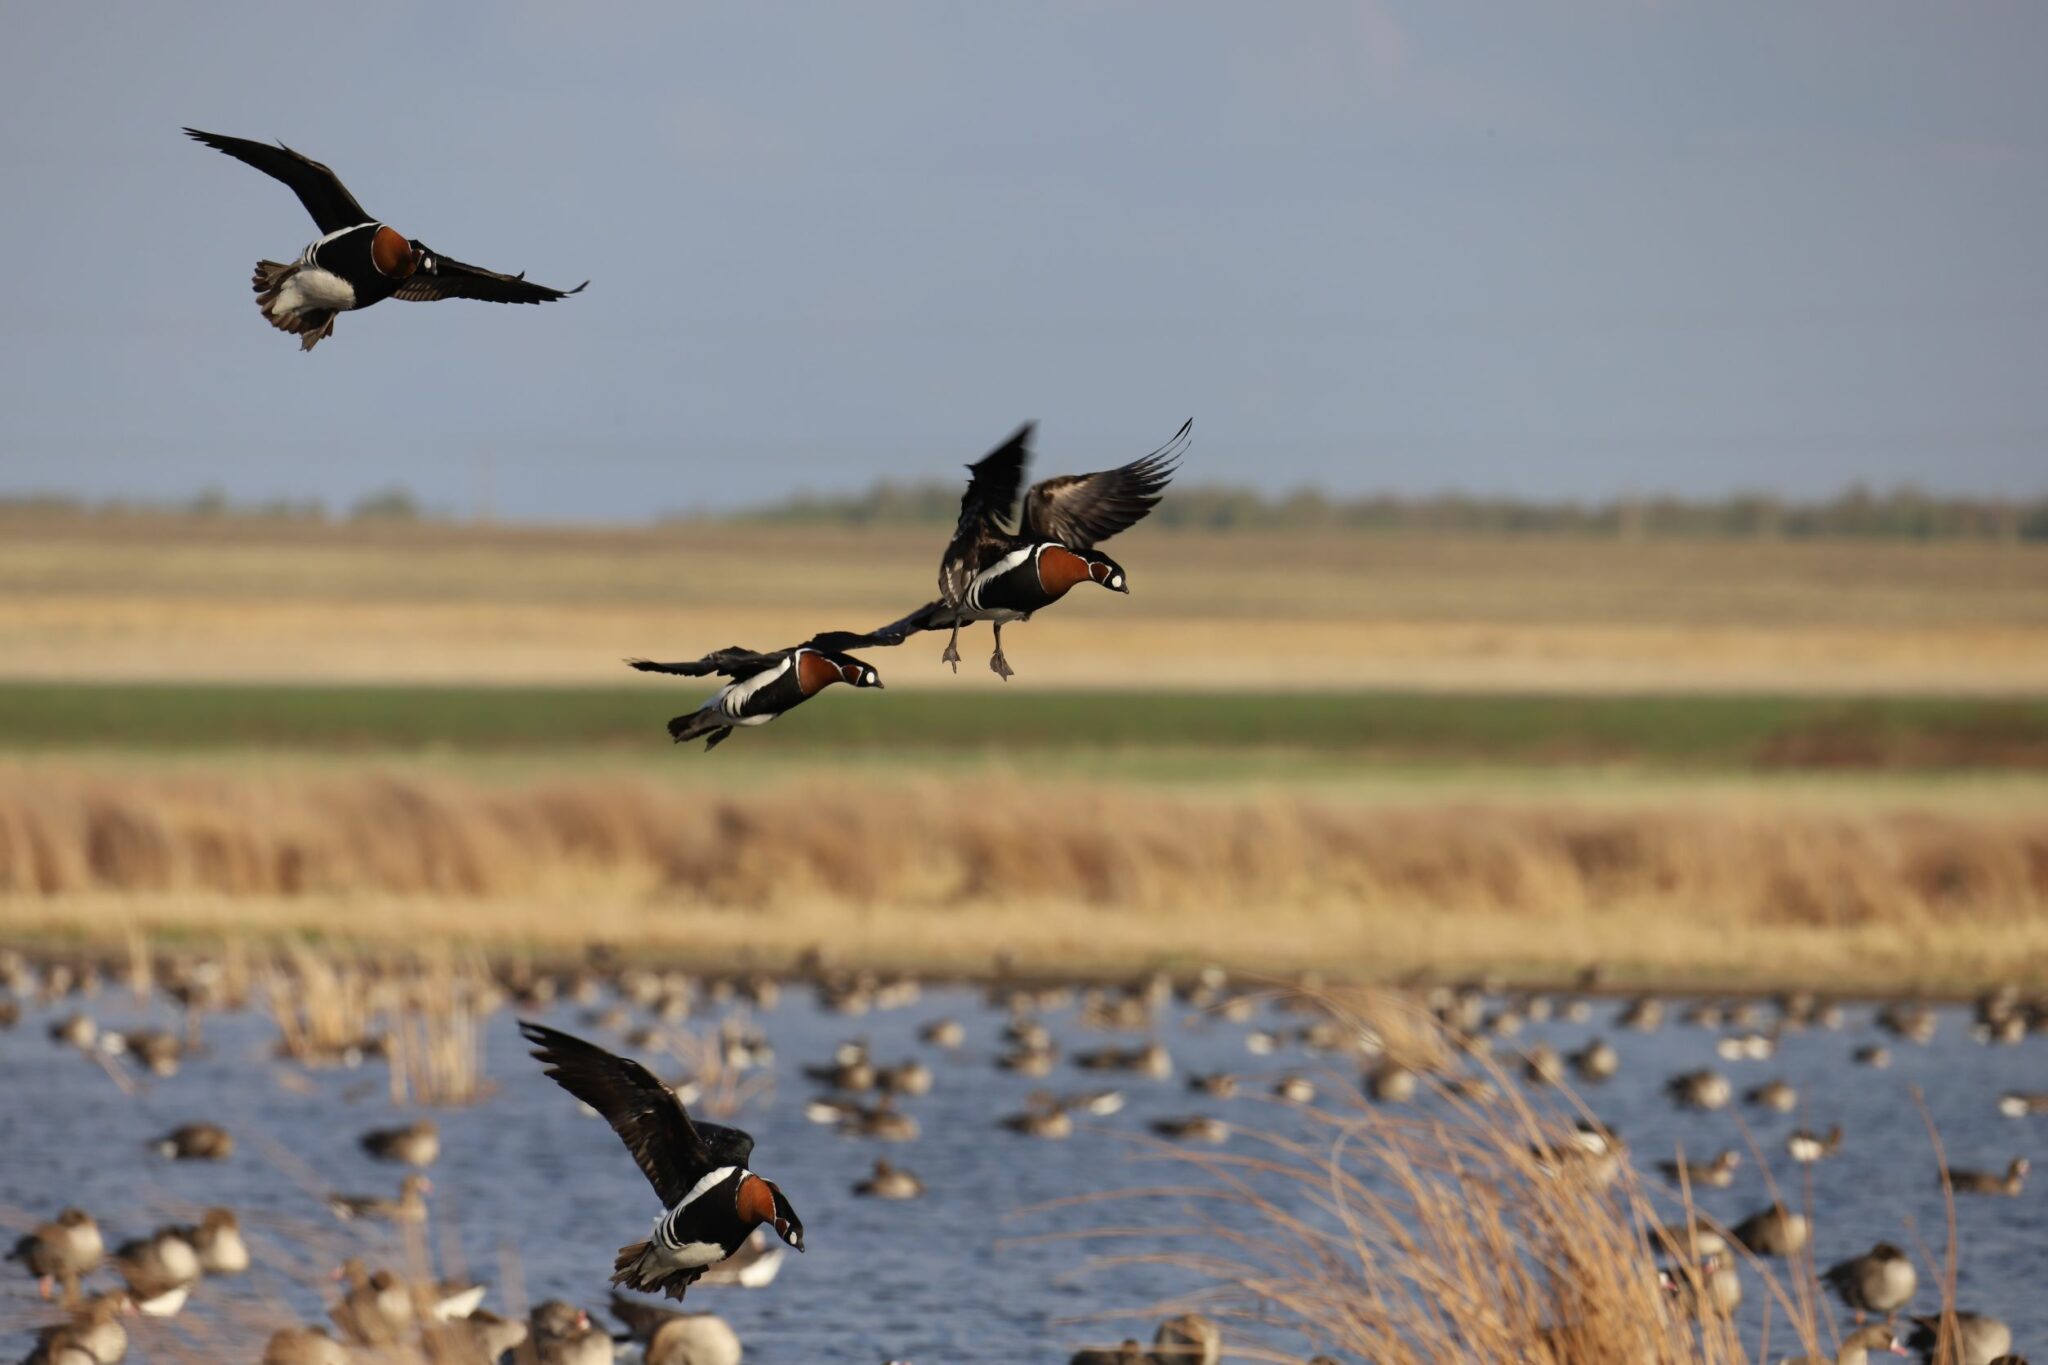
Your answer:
(3, 2), (2045, 518)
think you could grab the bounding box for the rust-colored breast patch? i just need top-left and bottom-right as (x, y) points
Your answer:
(1035, 546), (1091, 598)
(795, 650), (843, 696)
(370, 225), (414, 278)
(735, 1174), (776, 1228)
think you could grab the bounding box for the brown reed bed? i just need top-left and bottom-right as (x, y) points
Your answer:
(4, 769), (2047, 988)
(1046, 995), (1968, 1364)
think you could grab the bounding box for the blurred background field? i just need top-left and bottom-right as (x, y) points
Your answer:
(4, 504), (2045, 990)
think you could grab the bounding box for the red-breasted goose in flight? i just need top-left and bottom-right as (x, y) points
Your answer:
(184, 128), (587, 351)
(888, 420), (1186, 679)
(520, 1021), (804, 1300)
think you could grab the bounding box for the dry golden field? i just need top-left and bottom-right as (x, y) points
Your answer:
(5, 762), (2046, 989)
(4, 513), (2047, 691)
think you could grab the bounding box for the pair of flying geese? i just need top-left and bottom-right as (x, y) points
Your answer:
(188, 129), (1186, 742)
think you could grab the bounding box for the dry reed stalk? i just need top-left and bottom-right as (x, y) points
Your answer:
(264, 943), (375, 1065)
(3, 771), (2044, 934)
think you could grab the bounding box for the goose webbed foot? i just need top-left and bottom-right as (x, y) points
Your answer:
(941, 630), (962, 673)
(989, 649), (1015, 681)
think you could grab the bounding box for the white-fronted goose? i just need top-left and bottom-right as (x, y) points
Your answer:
(1905, 1312), (2013, 1365)
(112, 1228), (200, 1316)
(330, 1262), (415, 1345)
(1271, 1075), (1317, 1103)
(852, 1158), (925, 1200)
(1149, 1116), (1230, 1144)
(28, 1290), (130, 1365)
(1997, 1091), (2048, 1117)
(1731, 1204), (1811, 1258)
(1779, 1322), (1908, 1365)
(524, 1300), (613, 1365)
(8, 1208), (104, 1303)
(1068, 1343), (1145, 1365)
(153, 1122), (233, 1160)
(1658, 1149), (1741, 1188)
(1946, 1157), (2028, 1196)
(1000, 1102), (1074, 1140)
(1824, 1241), (1918, 1320)
(917, 1018), (965, 1049)
(1665, 1068), (1733, 1110)
(1661, 1252), (1742, 1318)
(1788, 1125), (1845, 1163)
(608, 1293), (744, 1365)
(876, 1059), (933, 1096)
(424, 1309), (527, 1363)
(1152, 1312), (1222, 1363)
(359, 1118), (440, 1167)
(1746, 1079), (1799, 1113)
(1187, 1072), (1238, 1098)
(178, 1208), (248, 1276)
(328, 1173), (431, 1224)
(264, 1325), (353, 1365)
(834, 1101), (920, 1142)
(1366, 1062), (1418, 1104)
(694, 1228), (784, 1289)
(1569, 1038), (1620, 1082)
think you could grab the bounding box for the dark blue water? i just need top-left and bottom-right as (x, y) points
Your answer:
(0, 983), (2040, 1361)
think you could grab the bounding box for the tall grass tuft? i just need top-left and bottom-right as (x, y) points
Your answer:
(1059, 993), (1962, 1364)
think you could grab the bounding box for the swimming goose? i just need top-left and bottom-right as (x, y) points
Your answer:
(27, 1290), (130, 1365)
(152, 1122), (234, 1160)
(1904, 1312), (2013, 1365)
(1945, 1157), (2028, 1196)
(359, 1118), (440, 1167)
(330, 1263), (415, 1345)
(1746, 1079), (1800, 1113)
(177, 1208), (249, 1276)
(607, 1294), (743, 1365)
(1068, 1343), (1145, 1365)
(1731, 1204), (1811, 1258)
(328, 1173), (432, 1224)
(1568, 1038), (1620, 1082)
(1658, 1149), (1741, 1188)
(1778, 1322), (1908, 1365)
(852, 1158), (925, 1200)
(1787, 1125), (1845, 1163)
(1149, 1116), (1230, 1144)
(523, 1300), (614, 1365)
(1665, 1068), (1733, 1110)
(112, 1228), (201, 1316)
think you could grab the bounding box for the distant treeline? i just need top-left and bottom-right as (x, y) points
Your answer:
(739, 482), (2048, 541)
(0, 488), (425, 524)
(7, 482), (2048, 541)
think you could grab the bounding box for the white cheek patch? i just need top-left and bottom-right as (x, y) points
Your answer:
(1111, 575), (1124, 589)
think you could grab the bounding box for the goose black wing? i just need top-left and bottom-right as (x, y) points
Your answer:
(626, 647), (784, 680)
(394, 250), (588, 305)
(804, 617), (924, 653)
(520, 1021), (726, 1205)
(183, 128), (372, 234)
(1022, 419), (1188, 549)
(939, 422), (1034, 607)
